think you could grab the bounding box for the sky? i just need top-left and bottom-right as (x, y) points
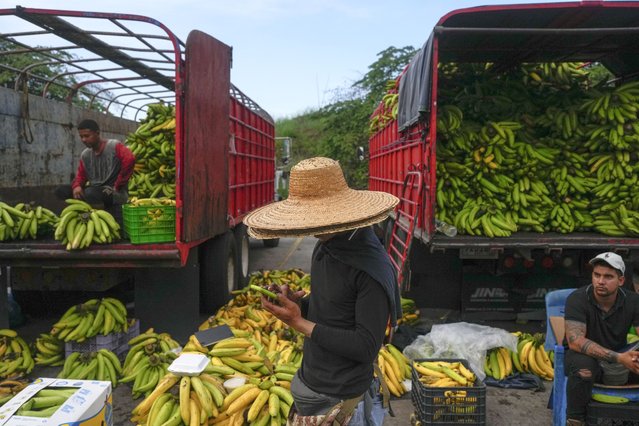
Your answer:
(2, 0), (574, 120)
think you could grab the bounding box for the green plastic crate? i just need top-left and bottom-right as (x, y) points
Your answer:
(122, 204), (175, 244)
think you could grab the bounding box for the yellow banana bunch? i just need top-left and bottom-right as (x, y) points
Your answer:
(0, 379), (28, 407)
(0, 331), (34, 379)
(377, 344), (411, 397)
(128, 197), (176, 207)
(495, 333), (555, 381)
(54, 199), (121, 249)
(483, 347), (513, 380)
(414, 359), (477, 388)
(12, 386), (78, 417)
(34, 333), (64, 367)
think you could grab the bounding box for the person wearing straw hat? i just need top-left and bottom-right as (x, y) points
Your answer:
(563, 252), (639, 426)
(244, 157), (401, 425)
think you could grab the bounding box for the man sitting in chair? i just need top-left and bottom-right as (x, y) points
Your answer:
(564, 252), (639, 425)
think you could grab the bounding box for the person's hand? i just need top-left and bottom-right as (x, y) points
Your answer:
(617, 350), (639, 374)
(72, 186), (84, 199)
(260, 286), (314, 337)
(266, 284), (306, 304)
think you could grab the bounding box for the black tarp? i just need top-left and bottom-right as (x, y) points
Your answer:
(397, 34), (433, 132)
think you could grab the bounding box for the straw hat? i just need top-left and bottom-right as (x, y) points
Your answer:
(244, 157), (399, 238)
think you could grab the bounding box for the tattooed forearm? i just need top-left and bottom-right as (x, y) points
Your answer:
(565, 320), (618, 361)
(565, 320), (585, 345)
(581, 341), (618, 362)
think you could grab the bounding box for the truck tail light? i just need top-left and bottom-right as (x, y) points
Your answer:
(541, 256), (554, 269)
(503, 256), (516, 269)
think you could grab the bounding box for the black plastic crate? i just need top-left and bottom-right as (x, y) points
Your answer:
(411, 358), (486, 425)
(587, 401), (639, 426)
(64, 319), (140, 359)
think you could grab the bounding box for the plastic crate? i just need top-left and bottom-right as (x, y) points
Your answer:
(122, 204), (175, 244)
(411, 358), (486, 425)
(65, 319), (140, 359)
(587, 401), (639, 426)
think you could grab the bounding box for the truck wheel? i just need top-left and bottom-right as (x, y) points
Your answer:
(263, 238), (280, 248)
(200, 231), (238, 313)
(234, 224), (250, 286)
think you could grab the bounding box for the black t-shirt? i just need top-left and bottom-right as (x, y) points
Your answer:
(564, 285), (639, 351)
(298, 227), (393, 398)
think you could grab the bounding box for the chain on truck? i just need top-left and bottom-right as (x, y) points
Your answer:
(368, 1), (639, 321)
(0, 7), (280, 340)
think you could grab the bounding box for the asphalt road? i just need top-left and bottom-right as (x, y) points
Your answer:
(14, 236), (553, 425)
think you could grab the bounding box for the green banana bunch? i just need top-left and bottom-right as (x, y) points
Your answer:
(13, 386), (77, 417)
(57, 349), (121, 385)
(126, 102), (176, 199)
(34, 333), (65, 367)
(50, 297), (130, 342)
(370, 79), (400, 134)
(121, 329), (180, 398)
(0, 330), (34, 379)
(0, 201), (59, 241)
(54, 199), (121, 249)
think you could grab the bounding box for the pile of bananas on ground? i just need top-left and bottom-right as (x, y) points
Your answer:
(397, 297), (420, 326)
(54, 199), (121, 249)
(10, 386), (77, 417)
(121, 329), (180, 399)
(57, 349), (122, 386)
(0, 330), (34, 379)
(126, 102), (176, 199)
(0, 379), (28, 407)
(34, 333), (65, 367)
(50, 297), (130, 342)
(130, 370), (295, 426)
(418, 61), (639, 237)
(483, 332), (554, 381)
(0, 201), (59, 241)
(378, 344), (411, 397)
(413, 359), (477, 388)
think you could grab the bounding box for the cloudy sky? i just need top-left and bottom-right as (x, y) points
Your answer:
(2, 0), (571, 119)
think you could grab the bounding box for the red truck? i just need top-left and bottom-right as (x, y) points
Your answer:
(369, 1), (639, 320)
(0, 7), (277, 339)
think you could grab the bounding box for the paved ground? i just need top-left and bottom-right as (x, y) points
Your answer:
(13, 236), (553, 425)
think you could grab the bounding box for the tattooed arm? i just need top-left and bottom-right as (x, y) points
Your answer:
(564, 320), (618, 362)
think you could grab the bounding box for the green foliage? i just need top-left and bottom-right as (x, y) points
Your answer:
(275, 45), (416, 190)
(0, 40), (109, 111)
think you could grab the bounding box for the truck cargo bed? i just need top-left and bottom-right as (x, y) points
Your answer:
(0, 240), (181, 268)
(428, 232), (639, 250)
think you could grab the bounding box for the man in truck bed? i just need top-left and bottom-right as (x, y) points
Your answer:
(56, 119), (135, 223)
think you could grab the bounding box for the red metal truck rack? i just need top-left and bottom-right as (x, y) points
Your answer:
(0, 7), (275, 339)
(369, 1), (639, 318)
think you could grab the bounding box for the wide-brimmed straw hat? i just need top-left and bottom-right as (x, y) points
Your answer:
(244, 157), (399, 238)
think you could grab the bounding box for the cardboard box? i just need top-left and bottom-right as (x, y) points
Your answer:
(0, 378), (112, 426)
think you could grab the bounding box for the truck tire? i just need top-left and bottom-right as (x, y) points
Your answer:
(234, 224), (251, 286)
(263, 238), (280, 248)
(200, 231), (238, 313)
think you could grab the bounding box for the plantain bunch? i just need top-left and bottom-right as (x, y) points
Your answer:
(54, 199), (121, 249)
(34, 333), (65, 367)
(0, 329), (34, 379)
(0, 201), (59, 241)
(50, 297), (130, 342)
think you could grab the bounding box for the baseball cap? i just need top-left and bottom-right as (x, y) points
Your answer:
(589, 252), (625, 275)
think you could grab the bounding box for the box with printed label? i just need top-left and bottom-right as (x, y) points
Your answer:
(0, 378), (112, 426)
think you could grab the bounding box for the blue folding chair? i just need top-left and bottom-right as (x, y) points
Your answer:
(544, 288), (576, 426)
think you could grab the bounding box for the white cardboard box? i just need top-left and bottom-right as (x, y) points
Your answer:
(0, 378), (112, 426)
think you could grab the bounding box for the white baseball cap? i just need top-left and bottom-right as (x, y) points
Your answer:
(589, 252), (625, 275)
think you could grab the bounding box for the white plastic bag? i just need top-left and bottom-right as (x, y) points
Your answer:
(402, 322), (518, 381)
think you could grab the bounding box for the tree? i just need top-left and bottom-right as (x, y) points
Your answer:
(0, 40), (109, 111)
(353, 45), (417, 102)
